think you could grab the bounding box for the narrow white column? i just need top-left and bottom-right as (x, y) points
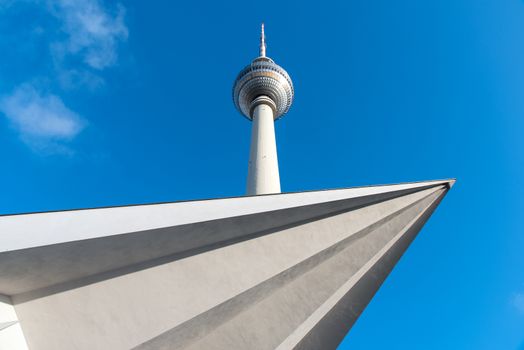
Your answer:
(0, 295), (28, 350)
(246, 100), (281, 195)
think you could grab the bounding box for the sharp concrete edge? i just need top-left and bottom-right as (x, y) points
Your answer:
(0, 179), (453, 253)
(180, 189), (446, 350)
(293, 186), (450, 350)
(280, 188), (446, 349)
(0, 321), (18, 332)
(134, 186), (447, 350)
(5, 182), (447, 300)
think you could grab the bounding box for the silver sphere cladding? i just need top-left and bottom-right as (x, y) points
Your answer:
(233, 57), (294, 120)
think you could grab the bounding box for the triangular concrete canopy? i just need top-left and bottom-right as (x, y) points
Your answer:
(0, 179), (454, 350)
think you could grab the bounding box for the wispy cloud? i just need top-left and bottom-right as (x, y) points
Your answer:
(0, 84), (86, 154)
(49, 0), (128, 70)
(511, 292), (524, 315)
(0, 0), (128, 154)
(57, 68), (106, 91)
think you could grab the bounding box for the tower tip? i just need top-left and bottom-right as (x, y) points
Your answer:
(260, 23), (266, 57)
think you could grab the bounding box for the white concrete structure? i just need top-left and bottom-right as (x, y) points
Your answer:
(0, 179), (454, 349)
(0, 296), (27, 350)
(233, 24), (294, 195)
(246, 98), (281, 195)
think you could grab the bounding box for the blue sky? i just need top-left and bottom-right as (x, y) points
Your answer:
(0, 0), (523, 348)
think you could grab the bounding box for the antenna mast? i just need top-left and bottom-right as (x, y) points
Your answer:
(260, 23), (266, 57)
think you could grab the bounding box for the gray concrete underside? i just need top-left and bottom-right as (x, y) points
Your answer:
(0, 180), (454, 350)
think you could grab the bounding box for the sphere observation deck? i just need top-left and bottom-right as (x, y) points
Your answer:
(232, 25), (294, 120)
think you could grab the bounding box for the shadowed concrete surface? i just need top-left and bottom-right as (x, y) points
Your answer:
(0, 180), (454, 350)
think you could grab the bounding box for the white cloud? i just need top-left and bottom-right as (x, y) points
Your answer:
(0, 84), (86, 153)
(512, 292), (524, 314)
(0, 0), (127, 154)
(49, 0), (128, 70)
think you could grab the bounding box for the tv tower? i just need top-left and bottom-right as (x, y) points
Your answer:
(233, 23), (294, 195)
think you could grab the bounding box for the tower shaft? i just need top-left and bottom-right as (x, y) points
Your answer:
(246, 100), (281, 195)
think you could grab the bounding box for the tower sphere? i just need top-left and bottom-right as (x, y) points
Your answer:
(232, 25), (294, 120)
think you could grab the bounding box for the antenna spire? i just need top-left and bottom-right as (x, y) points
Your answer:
(260, 23), (266, 57)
